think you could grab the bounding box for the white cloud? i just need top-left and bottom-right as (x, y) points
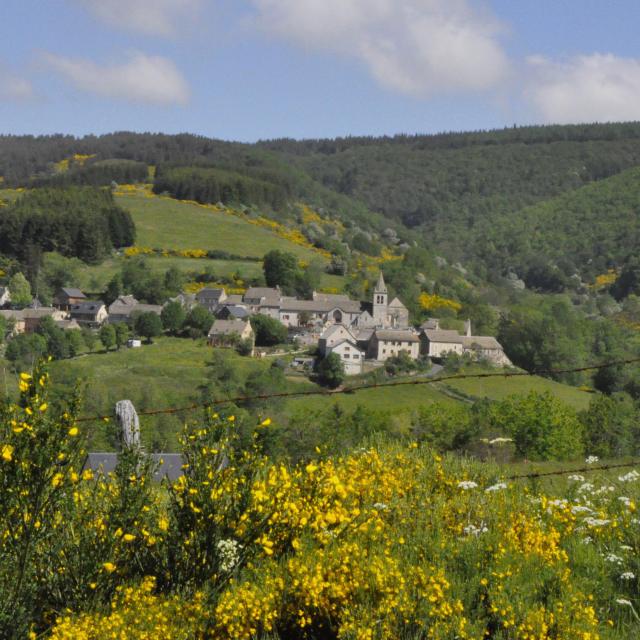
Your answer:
(75, 0), (203, 37)
(0, 64), (34, 101)
(42, 52), (190, 106)
(250, 0), (510, 95)
(527, 53), (640, 124)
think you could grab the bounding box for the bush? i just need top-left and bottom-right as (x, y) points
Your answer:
(250, 314), (288, 347)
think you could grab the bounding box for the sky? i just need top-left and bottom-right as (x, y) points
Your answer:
(1, 0), (640, 141)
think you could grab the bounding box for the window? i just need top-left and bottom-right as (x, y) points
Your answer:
(283, 314), (289, 320)
(382, 349), (386, 354)
(353, 354), (360, 359)
(343, 354), (350, 359)
(345, 346), (350, 351)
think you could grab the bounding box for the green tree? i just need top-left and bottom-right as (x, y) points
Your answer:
(263, 250), (298, 290)
(161, 301), (186, 335)
(0, 316), (6, 344)
(316, 353), (345, 389)
(104, 274), (123, 306)
(579, 393), (640, 458)
(251, 314), (288, 346)
(488, 392), (584, 461)
(81, 327), (97, 353)
(184, 306), (213, 337)
(134, 312), (163, 344)
(115, 323), (129, 350)
(66, 329), (85, 357)
(8, 272), (32, 308)
(99, 324), (117, 351)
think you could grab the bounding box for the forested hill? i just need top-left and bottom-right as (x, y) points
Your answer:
(4, 122), (640, 284)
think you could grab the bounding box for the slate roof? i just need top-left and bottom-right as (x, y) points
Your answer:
(375, 329), (420, 343)
(59, 288), (86, 299)
(462, 336), (504, 350)
(319, 324), (357, 342)
(208, 319), (251, 337)
(217, 305), (250, 319)
(196, 288), (226, 301)
(244, 287), (281, 305)
(422, 329), (464, 344)
(83, 453), (185, 482)
(280, 297), (362, 313)
(388, 297), (407, 309)
(374, 272), (387, 293)
(71, 301), (106, 314)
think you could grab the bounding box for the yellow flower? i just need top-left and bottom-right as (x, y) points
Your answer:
(1, 444), (14, 462)
(103, 562), (116, 573)
(123, 533), (136, 543)
(39, 403), (48, 412)
(68, 427), (79, 437)
(228, 416), (236, 422)
(260, 418), (272, 427)
(19, 372), (32, 381)
(52, 473), (64, 488)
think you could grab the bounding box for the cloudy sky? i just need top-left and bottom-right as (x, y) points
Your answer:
(1, 0), (639, 140)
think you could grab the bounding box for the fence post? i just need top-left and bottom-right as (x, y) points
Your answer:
(115, 400), (140, 450)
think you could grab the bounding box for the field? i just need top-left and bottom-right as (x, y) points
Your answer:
(0, 342), (594, 453)
(441, 367), (592, 411)
(114, 190), (323, 261)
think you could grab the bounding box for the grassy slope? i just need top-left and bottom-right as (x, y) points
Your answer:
(0, 342), (593, 451)
(115, 191), (322, 260)
(443, 369), (592, 411)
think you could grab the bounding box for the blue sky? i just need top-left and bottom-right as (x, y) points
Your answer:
(1, 0), (640, 141)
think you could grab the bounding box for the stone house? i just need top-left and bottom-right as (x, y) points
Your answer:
(326, 339), (365, 375)
(196, 288), (228, 312)
(207, 319), (254, 348)
(107, 296), (163, 324)
(70, 301), (108, 328)
(420, 329), (464, 359)
(54, 288), (87, 312)
(368, 329), (420, 362)
(0, 307), (68, 334)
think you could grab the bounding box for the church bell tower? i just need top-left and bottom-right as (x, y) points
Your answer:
(372, 272), (388, 326)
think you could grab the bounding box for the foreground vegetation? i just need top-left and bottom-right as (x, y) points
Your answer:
(2, 368), (640, 639)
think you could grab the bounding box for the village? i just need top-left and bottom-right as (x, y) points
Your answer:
(0, 272), (510, 376)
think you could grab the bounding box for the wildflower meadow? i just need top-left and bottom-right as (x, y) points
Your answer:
(2, 366), (640, 639)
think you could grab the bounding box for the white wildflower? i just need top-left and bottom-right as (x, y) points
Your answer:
(463, 523), (488, 537)
(457, 481), (478, 490)
(621, 572), (636, 580)
(585, 455), (599, 465)
(571, 505), (593, 514)
(488, 437), (513, 445)
(618, 496), (632, 507)
(485, 482), (508, 493)
(568, 474), (585, 482)
(373, 502), (389, 511)
(584, 517), (611, 527)
(578, 483), (595, 494)
(581, 536), (593, 545)
(617, 598), (633, 606)
(216, 538), (242, 573)
(605, 553), (624, 565)
(618, 470), (640, 483)
(621, 545), (633, 552)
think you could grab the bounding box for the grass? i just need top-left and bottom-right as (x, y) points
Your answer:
(44, 338), (272, 451)
(114, 191), (323, 261)
(442, 367), (592, 411)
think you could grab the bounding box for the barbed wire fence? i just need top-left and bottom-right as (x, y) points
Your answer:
(72, 354), (640, 482)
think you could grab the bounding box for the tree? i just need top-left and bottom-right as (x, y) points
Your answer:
(82, 327), (97, 353)
(0, 316), (6, 344)
(115, 323), (129, 350)
(66, 330), (85, 357)
(316, 353), (345, 389)
(235, 338), (254, 356)
(104, 274), (123, 306)
(184, 306), (213, 337)
(251, 314), (288, 346)
(134, 312), (163, 344)
(99, 324), (116, 351)
(8, 272), (32, 308)
(263, 250), (298, 290)
(161, 301), (186, 335)
(487, 392), (584, 461)
(164, 267), (185, 296)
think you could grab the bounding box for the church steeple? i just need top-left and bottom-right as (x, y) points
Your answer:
(375, 271), (387, 294)
(372, 271), (388, 326)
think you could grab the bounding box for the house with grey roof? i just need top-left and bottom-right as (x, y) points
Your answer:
(53, 287), (87, 311)
(70, 301), (108, 328)
(196, 288), (228, 312)
(207, 319), (254, 348)
(108, 296), (163, 323)
(369, 328), (421, 362)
